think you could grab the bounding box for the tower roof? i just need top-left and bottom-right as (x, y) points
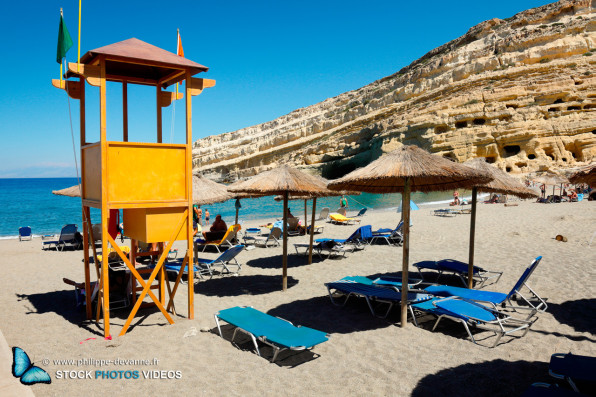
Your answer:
(69, 38), (208, 86)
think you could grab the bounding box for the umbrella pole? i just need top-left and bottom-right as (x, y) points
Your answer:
(308, 198), (316, 265)
(235, 207), (239, 225)
(468, 187), (477, 289)
(401, 177), (411, 328)
(304, 199), (308, 229)
(282, 191), (288, 291)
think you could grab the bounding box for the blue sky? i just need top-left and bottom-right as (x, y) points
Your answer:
(0, 0), (554, 178)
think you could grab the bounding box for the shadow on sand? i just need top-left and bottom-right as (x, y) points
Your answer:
(196, 275), (299, 297)
(412, 359), (550, 397)
(16, 289), (174, 337)
(267, 295), (392, 335)
(209, 323), (322, 368)
(545, 298), (596, 337)
(245, 253), (327, 270)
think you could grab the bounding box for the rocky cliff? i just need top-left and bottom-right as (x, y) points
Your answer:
(192, 0), (596, 181)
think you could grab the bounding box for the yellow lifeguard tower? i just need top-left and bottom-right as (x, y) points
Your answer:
(52, 38), (215, 337)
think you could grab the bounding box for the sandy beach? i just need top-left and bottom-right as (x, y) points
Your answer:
(1, 199), (595, 396)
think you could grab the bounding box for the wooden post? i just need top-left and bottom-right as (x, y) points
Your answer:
(158, 242), (165, 305)
(235, 207), (239, 225)
(130, 238), (137, 304)
(308, 197), (316, 265)
(282, 191), (288, 291)
(468, 187), (478, 289)
(185, 69), (194, 318)
(79, 76), (86, 145)
(304, 199), (308, 229)
(400, 177), (411, 328)
(82, 205), (91, 319)
(157, 85), (162, 143)
(122, 82), (128, 141)
(99, 56), (110, 337)
(80, 75), (89, 318)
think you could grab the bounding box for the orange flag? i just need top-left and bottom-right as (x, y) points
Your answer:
(177, 29), (184, 58)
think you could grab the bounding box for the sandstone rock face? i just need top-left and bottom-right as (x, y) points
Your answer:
(193, 0), (596, 181)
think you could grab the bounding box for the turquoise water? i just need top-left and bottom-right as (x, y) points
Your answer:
(0, 178), (462, 238)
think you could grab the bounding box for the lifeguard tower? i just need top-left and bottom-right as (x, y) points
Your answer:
(52, 38), (215, 337)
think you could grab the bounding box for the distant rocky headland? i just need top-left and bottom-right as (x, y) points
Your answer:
(193, 0), (596, 182)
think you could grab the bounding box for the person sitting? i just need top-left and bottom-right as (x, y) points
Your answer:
(569, 190), (578, 202)
(485, 194), (499, 204)
(450, 191), (460, 206)
(202, 214), (228, 240)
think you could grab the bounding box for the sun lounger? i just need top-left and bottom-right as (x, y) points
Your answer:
(18, 226), (32, 241)
(214, 306), (329, 363)
(329, 213), (361, 225)
(316, 207), (330, 221)
(244, 227), (282, 247)
(348, 208), (367, 218)
(42, 224), (81, 251)
(325, 279), (432, 319)
(548, 353), (596, 394)
(414, 258), (503, 288)
(370, 221), (403, 246)
(315, 225), (372, 250)
(338, 275), (423, 288)
(521, 383), (580, 397)
(432, 208), (458, 217)
(410, 296), (536, 347)
(195, 224), (241, 253)
(294, 240), (354, 259)
(166, 244), (244, 279)
(424, 256), (546, 313)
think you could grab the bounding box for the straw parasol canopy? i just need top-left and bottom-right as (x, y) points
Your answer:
(192, 175), (233, 205)
(534, 170), (569, 186)
(327, 145), (492, 327)
(52, 184), (81, 197)
(463, 158), (539, 288)
(328, 145), (491, 193)
(229, 165), (329, 290)
(569, 162), (596, 185)
(465, 158), (538, 199)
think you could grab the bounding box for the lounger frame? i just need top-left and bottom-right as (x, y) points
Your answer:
(214, 306), (329, 363)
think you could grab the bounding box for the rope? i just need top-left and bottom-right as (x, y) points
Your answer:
(347, 195), (371, 209)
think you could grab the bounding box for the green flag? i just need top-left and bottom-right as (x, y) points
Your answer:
(56, 12), (73, 64)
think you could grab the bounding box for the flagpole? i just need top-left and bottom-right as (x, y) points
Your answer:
(60, 8), (64, 82)
(77, 0), (82, 72)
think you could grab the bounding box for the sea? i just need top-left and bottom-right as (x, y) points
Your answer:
(0, 177), (471, 239)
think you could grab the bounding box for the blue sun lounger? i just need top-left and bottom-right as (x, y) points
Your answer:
(42, 224), (80, 251)
(325, 279), (432, 319)
(18, 226), (32, 241)
(410, 296), (535, 347)
(315, 225), (372, 249)
(548, 353), (596, 394)
(214, 306), (329, 363)
(165, 245), (245, 279)
(424, 256), (546, 313)
(369, 220), (403, 246)
(414, 258), (503, 288)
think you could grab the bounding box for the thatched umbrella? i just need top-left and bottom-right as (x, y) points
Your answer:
(464, 158), (539, 288)
(534, 170), (569, 197)
(228, 165), (329, 290)
(569, 162), (596, 186)
(327, 145), (491, 327)
(52, 184), (81, 197)
(192, 175), (233, 206)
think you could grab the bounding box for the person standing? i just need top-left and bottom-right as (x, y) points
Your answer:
(340, 195), (348, 209)
(205, 209), (210, 226)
